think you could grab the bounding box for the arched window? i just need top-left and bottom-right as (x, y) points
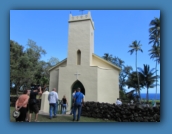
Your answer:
(77, 50), (81, 65)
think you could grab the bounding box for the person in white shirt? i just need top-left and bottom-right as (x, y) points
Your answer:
(48, 88), (58, 119)
(116, 98), (122, 105)
(119, 99), (122, 105)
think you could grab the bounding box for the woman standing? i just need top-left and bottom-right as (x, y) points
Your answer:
(15, 89), (30, 122)
(61, 95), (68, 114)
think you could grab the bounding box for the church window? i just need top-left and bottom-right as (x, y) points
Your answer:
(77, 50), (81, 65)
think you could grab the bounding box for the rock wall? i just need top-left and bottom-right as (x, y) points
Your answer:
(81, 101), (160, 122)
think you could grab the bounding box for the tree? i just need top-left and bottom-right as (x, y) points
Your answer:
(149, 17), (160, 39)
(125, 71), (143, 101)
(149, 44), (160, 64)
(138, 64), (158, 103)
(102, 53), (113, 61)
(27, 39), (46, 58)
(48, 57), (59, 66)
(10, 40), (25, 94)
(10, 39), (47, 95)
(149, 32), (160, 47)
(35, 57), (59, 87)
(148, 17), (160, 101)
(112, 56), (124, 68)
(25, 39), (47, 86)
(149, 45), (160, 100)
(119, 66), (133, 91)
(128, 40), (143, 98)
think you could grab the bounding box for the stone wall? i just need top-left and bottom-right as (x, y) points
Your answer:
(81, 101), (160, 122)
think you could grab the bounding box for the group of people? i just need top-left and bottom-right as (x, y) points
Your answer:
(15, 86), (85, 122)
(47, 88), (69, 119)
(15, 85), (42, 122)
(48, 87), (84, 121)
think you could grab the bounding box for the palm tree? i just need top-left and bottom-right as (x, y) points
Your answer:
(149, 45), (160, 100)
(102, 53), (112, 62)
(112, 56), (124, 68)
(125, 71), (144, 101)
(149, 45), (160, 63)
(149, 17), (160, 101)
(149, 32), (160, 47)
(149, 17), (160, 39)
(128, 40), (143, 99)
(138, 64), (157, 103)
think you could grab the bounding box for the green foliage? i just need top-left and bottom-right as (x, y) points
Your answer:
(128, 40), (143, 55)
(128, 40), (143, 99)
(149, 17), (160, 39)
(48, 57), (59, 66)
(119, 90), (128, 100)
(10, 40), (27, 94)
(149, 17), (160, 101)
(138, 64), (158, 102)
(10, 39), (58, 95)
(125, 71), (143, 92)
(119, 66), (133, 91)
(149, 45), (160, 63)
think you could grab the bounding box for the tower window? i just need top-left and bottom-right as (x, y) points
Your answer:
(77, 50), (81, 65)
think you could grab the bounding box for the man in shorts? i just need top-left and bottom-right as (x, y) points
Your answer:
(28, 85), (42, 122)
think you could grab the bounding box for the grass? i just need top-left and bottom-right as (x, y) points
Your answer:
(141, 100), (160, 103)
(10, 107), (115, 122)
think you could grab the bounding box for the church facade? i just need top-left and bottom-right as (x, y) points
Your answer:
(41, 11), (121, 113)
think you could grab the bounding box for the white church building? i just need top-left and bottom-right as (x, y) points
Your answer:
(40, 11), (121, 114)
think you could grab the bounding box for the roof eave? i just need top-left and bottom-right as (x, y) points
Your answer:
(92, 54), (121, 71)
(48, 58), (67, 72)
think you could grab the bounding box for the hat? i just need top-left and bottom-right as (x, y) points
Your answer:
(13, 110), (20, 118)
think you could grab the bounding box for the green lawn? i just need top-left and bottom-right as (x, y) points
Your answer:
(141, 100), (160, 103)
(10, 107), (115, 122)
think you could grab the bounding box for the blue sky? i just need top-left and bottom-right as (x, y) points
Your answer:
(10, 10), (160, 94)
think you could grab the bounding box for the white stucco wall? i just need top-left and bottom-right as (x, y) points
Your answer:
(97, 68), (119, 104)
(67, 14), (94, 67)
(49, 69), (59, 92)
(58, 65), (98, 110)
(49, 60), (67, 92)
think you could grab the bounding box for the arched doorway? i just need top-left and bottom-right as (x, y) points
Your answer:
(71, 80), (85, 95)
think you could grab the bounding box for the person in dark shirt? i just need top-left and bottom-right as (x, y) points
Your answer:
(28, 86), (42, 122)
(61, 95), (68, 114)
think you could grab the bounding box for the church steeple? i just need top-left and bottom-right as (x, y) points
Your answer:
(69, 11), (94, 30)
(67, 11), (94, 66)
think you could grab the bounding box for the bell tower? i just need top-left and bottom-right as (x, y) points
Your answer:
(67, 11), (94, 66)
